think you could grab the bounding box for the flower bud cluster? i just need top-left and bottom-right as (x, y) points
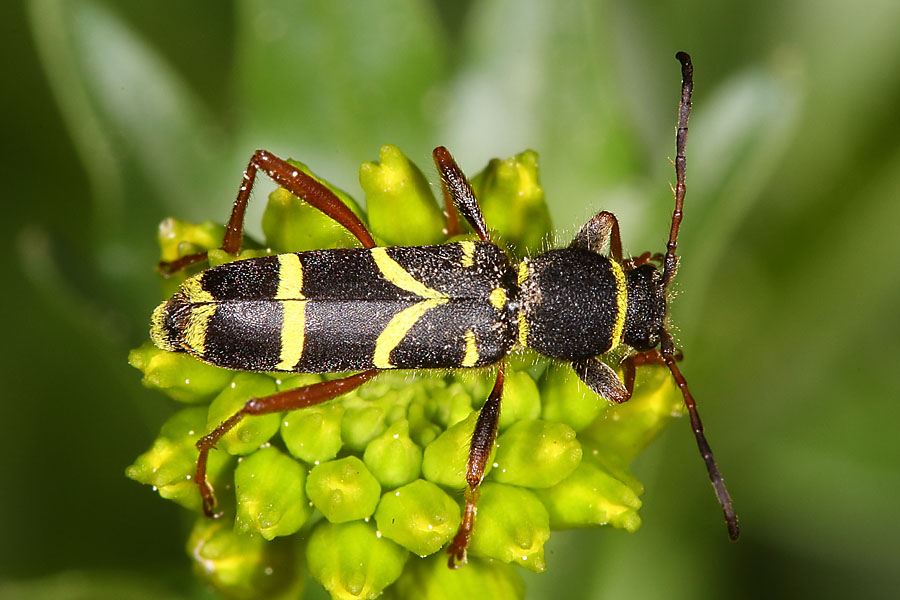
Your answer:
(129, 146), (684, 599)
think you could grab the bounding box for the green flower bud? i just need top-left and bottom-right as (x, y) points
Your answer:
(422, 410), (489, 488)
(468, 483), (550, 573)
(341, 404), (387, 452)
(422, 382), (472, 429)
(363, 420), (423, 488)
(492, 420), (582, 488)
(206, 373), (282, 455)
(263, 159), (367, 252)
(374, 479), (460, 556)
(306, 456), (382, 523)
(385, 554), (524, 600)
(307, 520), (408, 600)
(126, 407), (230, 511)
(470, 150), (551, 255)
(406, 397), (441, 447)
(533, 461), (642, 532)
(539, 361), (607, 431)
(207, 247), (272, 267)
(156, 217), (222, 264)
(234, 446), (313, 540)
(281, 400), (344, 464)
(497, 370), (541, 430)
(187, 517), (304, 599)
(579, 365), (683, 487)
(129, 342), (234, 404)
(360, 144), (444, 246)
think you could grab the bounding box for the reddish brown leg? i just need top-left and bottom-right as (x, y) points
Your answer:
(628, 251), (665, 269)
(435, 153), (461, 239)
(447, 363), (505, 568)
(195, 370), (377, 517)
(658, 330), (739, 540)
(570, 211), (624, 263)
(433, 147), (491, 243)
(620, 348), (682, 394)
(160, 149), (377, 275)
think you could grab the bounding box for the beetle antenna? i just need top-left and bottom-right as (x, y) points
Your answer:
(663, 51), (693, 287)
(661, 53), (739, 540)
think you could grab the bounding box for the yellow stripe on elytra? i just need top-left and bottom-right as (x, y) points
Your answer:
(373, 298), (448, 368)
(609, 260), (628, 348)
(489, 287), (507, 310)
(517, 311), (529, 348)
(370, 247), (445, 299)
(183, 274), (214, 303)
(276, 300), (306, 370)
(184, 304), (217, 355)
(275, 253), (304, 300)
(150, 301), (174, 350)
(517, 260), (530, 285)
(462, 330), (479, 367)
(459, 241), (476, 267)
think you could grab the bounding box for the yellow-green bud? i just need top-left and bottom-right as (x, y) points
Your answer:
(421, 410), (489, 488)
(307, 520), (408, 600)
(363, 420), (423, 488)
(125, 406), (230, 511)
(539, 361), (606, 431)
(342, 404), (387, 452)
(470, 149), (551, 255)
(281, 401), (344, 464)
(206, 373), (281, 455)
(468, 483), (550, 573)
(497, 370), (541, 430)
(234, 446), (313, 540)
(360, 144), (444, 246)
(385, 554), (524, 600)
(129, 343), (233, 404)
(533, 461), (642, 532)
(187, 518), (304, 599)
(306, 456), (382, 523)
(262, 159), (366, 252)
(492, 419), (582, 488)
(374, 479), (460, 556)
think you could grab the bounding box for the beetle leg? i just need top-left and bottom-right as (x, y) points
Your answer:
(433, 146), (492, 243)
(569, 211), (624, 263)
(195, 369), (377, 518)
(572, 356), (630, 403)
(447, 363), (505, 568)
(160, 150), (376, 275)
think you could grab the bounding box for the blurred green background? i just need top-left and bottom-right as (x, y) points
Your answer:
(3, 0), (899, 598)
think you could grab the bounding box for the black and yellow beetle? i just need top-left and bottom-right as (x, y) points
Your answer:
(150, 52), (738, 567)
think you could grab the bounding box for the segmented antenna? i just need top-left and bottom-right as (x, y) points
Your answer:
(661, 52), (739, 541)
